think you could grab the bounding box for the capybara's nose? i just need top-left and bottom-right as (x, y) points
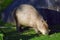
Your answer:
(42, 29), (50, 35)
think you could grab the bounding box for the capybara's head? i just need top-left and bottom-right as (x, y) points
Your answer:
(41, 20), (50, 35)
(37, 19), (50, 35)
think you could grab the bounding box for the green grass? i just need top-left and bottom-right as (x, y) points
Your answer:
(0, 0), (60, 40)
(0, 20), (60, 40)
(31, 33), (60, 40)
(0, 26), (60, 40)
(0, 31), (4, 40)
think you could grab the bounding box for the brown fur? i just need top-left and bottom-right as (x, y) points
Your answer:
(14, 4), (50, 35)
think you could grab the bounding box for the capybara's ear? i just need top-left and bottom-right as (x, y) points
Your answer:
(45, 20), (47, 22)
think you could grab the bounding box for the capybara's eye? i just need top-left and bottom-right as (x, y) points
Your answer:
(42, 20), (43, 22)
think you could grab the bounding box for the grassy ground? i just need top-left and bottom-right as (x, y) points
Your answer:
(0, 0), (60, 40)
(0, 26), (60, 40)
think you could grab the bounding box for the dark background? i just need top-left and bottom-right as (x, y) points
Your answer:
(1, 0), (60, 26)
(0, 0), (60, 35)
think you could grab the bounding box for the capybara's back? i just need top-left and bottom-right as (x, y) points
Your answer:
(15, 4), (50, 35)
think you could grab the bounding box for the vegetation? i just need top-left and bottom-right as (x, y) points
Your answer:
(0, 26), (60, 40)
(0, 31), (3, 40)
(0, 0), (13, 20)
(0, 0), (13, 12)
(0, 0), (60, 40)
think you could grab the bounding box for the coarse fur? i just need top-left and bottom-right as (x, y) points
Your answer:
(14, 4), (50, 35)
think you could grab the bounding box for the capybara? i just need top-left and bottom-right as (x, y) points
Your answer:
(14, 4), (50, 35)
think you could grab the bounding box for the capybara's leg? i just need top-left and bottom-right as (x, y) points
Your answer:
(16, 24), (20, 32)
(14, 14), (23, 32)
(33, 27), (39, 34)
